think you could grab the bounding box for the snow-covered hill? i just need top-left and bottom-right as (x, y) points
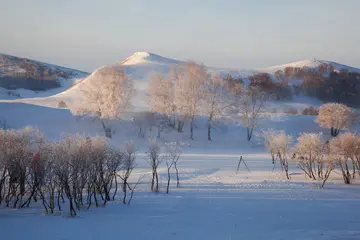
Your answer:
(0, 53), (89, 99)
(1, 52), (359, 112)
(262, 59), (360, 74)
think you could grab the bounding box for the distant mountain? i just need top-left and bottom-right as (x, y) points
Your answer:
(2, 52), (360, 110)
(0, 53), (89, 96)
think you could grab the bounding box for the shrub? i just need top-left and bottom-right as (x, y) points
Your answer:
(302, 106), (319, 116)
(285, 108), (298, 115)
(57, 101), (68, 108)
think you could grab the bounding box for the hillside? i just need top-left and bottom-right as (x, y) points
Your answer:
(0, 53), (89, 99)
(1, 52), (360, 111)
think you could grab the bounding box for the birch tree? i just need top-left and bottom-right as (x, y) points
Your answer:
(71, 67), (134, 138)
(175, 62), (208, 140)
(232, 86), (267, 141)
(201, 75), (230, 141)
(149, 68), (177, 127)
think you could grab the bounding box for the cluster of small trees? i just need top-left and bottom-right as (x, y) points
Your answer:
(146, 139), (184, 193)
(262, 102), (359, 187)
(0, 127), (139, 216)
(149, 62), (268, 141)
(0, 126), (186, 216)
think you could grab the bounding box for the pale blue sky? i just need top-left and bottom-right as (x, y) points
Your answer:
(1, 0), (359, 72)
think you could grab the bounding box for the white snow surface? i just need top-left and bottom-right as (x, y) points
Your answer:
(1, 101), (360, 239)
(262, 59), (360, 74)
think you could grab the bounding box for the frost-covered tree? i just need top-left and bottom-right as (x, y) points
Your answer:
(201, 75), (230, 141)
(149, 68), (177, 128)
(262, 129), (284, 164)
(316, 103), (355, 137)
(329, 133), (360, 184)
(71, 67), (134, 138)
(263, 130), (292, 179)
(175, 62), (208, 140)
(294, 133), (324, 180)
(232, 86), (267, 141)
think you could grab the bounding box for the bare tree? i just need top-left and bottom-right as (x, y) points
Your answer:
(71, 67), (134, 138)
(164, 155), (174, 194)
(118, 141), (136, 204)
(200, 75), (230, 141)
(149, 68), (177, 128)
(165, 141), (184, 188)
(232, 86), (267, 141)
(146, 139), (162, 192)
(316, 103), (355, 137)
(175, 62), (208, 140)
(132, 112), (155, 138)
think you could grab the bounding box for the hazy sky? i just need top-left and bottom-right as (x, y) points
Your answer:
(1, 0), (359, 72)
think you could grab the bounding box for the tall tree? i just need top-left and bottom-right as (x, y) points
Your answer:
(232, 86), (267, 141)
(175, 62), (208, 140)
(149, 67), (177, 127)
(200, 75), (230, 141)
(71, 67), (133, 138)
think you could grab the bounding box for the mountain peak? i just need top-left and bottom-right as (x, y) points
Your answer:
(121, 52), (180, 66)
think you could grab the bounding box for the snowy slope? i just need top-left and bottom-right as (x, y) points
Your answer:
(1, 52), (360, 112)
(0, 53), (89, 99)
(1, 100), (360, 240)
(262, 59), (360, 74)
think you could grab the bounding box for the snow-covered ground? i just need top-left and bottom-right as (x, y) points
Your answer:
(1, 53), (360, 240)
(1, 100), (360, 239)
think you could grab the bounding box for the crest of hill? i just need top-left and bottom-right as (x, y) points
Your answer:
(120, 52), (182, 66)
(262, 59), (360, 74)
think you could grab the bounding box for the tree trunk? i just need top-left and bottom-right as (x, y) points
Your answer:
(101, 120), (112, 138)
(157, 126), (161, 139)
(208, 123), (212, 141)
(208, 115), (213, 141)
(190, 119), (194, 140)
(247, 128), (253, 141)
(174, 162), (180, 187)
(151, 171), (155, 191)
(155, 172), (159, 192)
(112, 175), (118, 201)
(177, 121), (184, 133)
(166, 168), (171, 194)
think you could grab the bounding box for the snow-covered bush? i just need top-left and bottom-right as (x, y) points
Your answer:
(294, 133), (325, 180)
(329, 133), (360, 184)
